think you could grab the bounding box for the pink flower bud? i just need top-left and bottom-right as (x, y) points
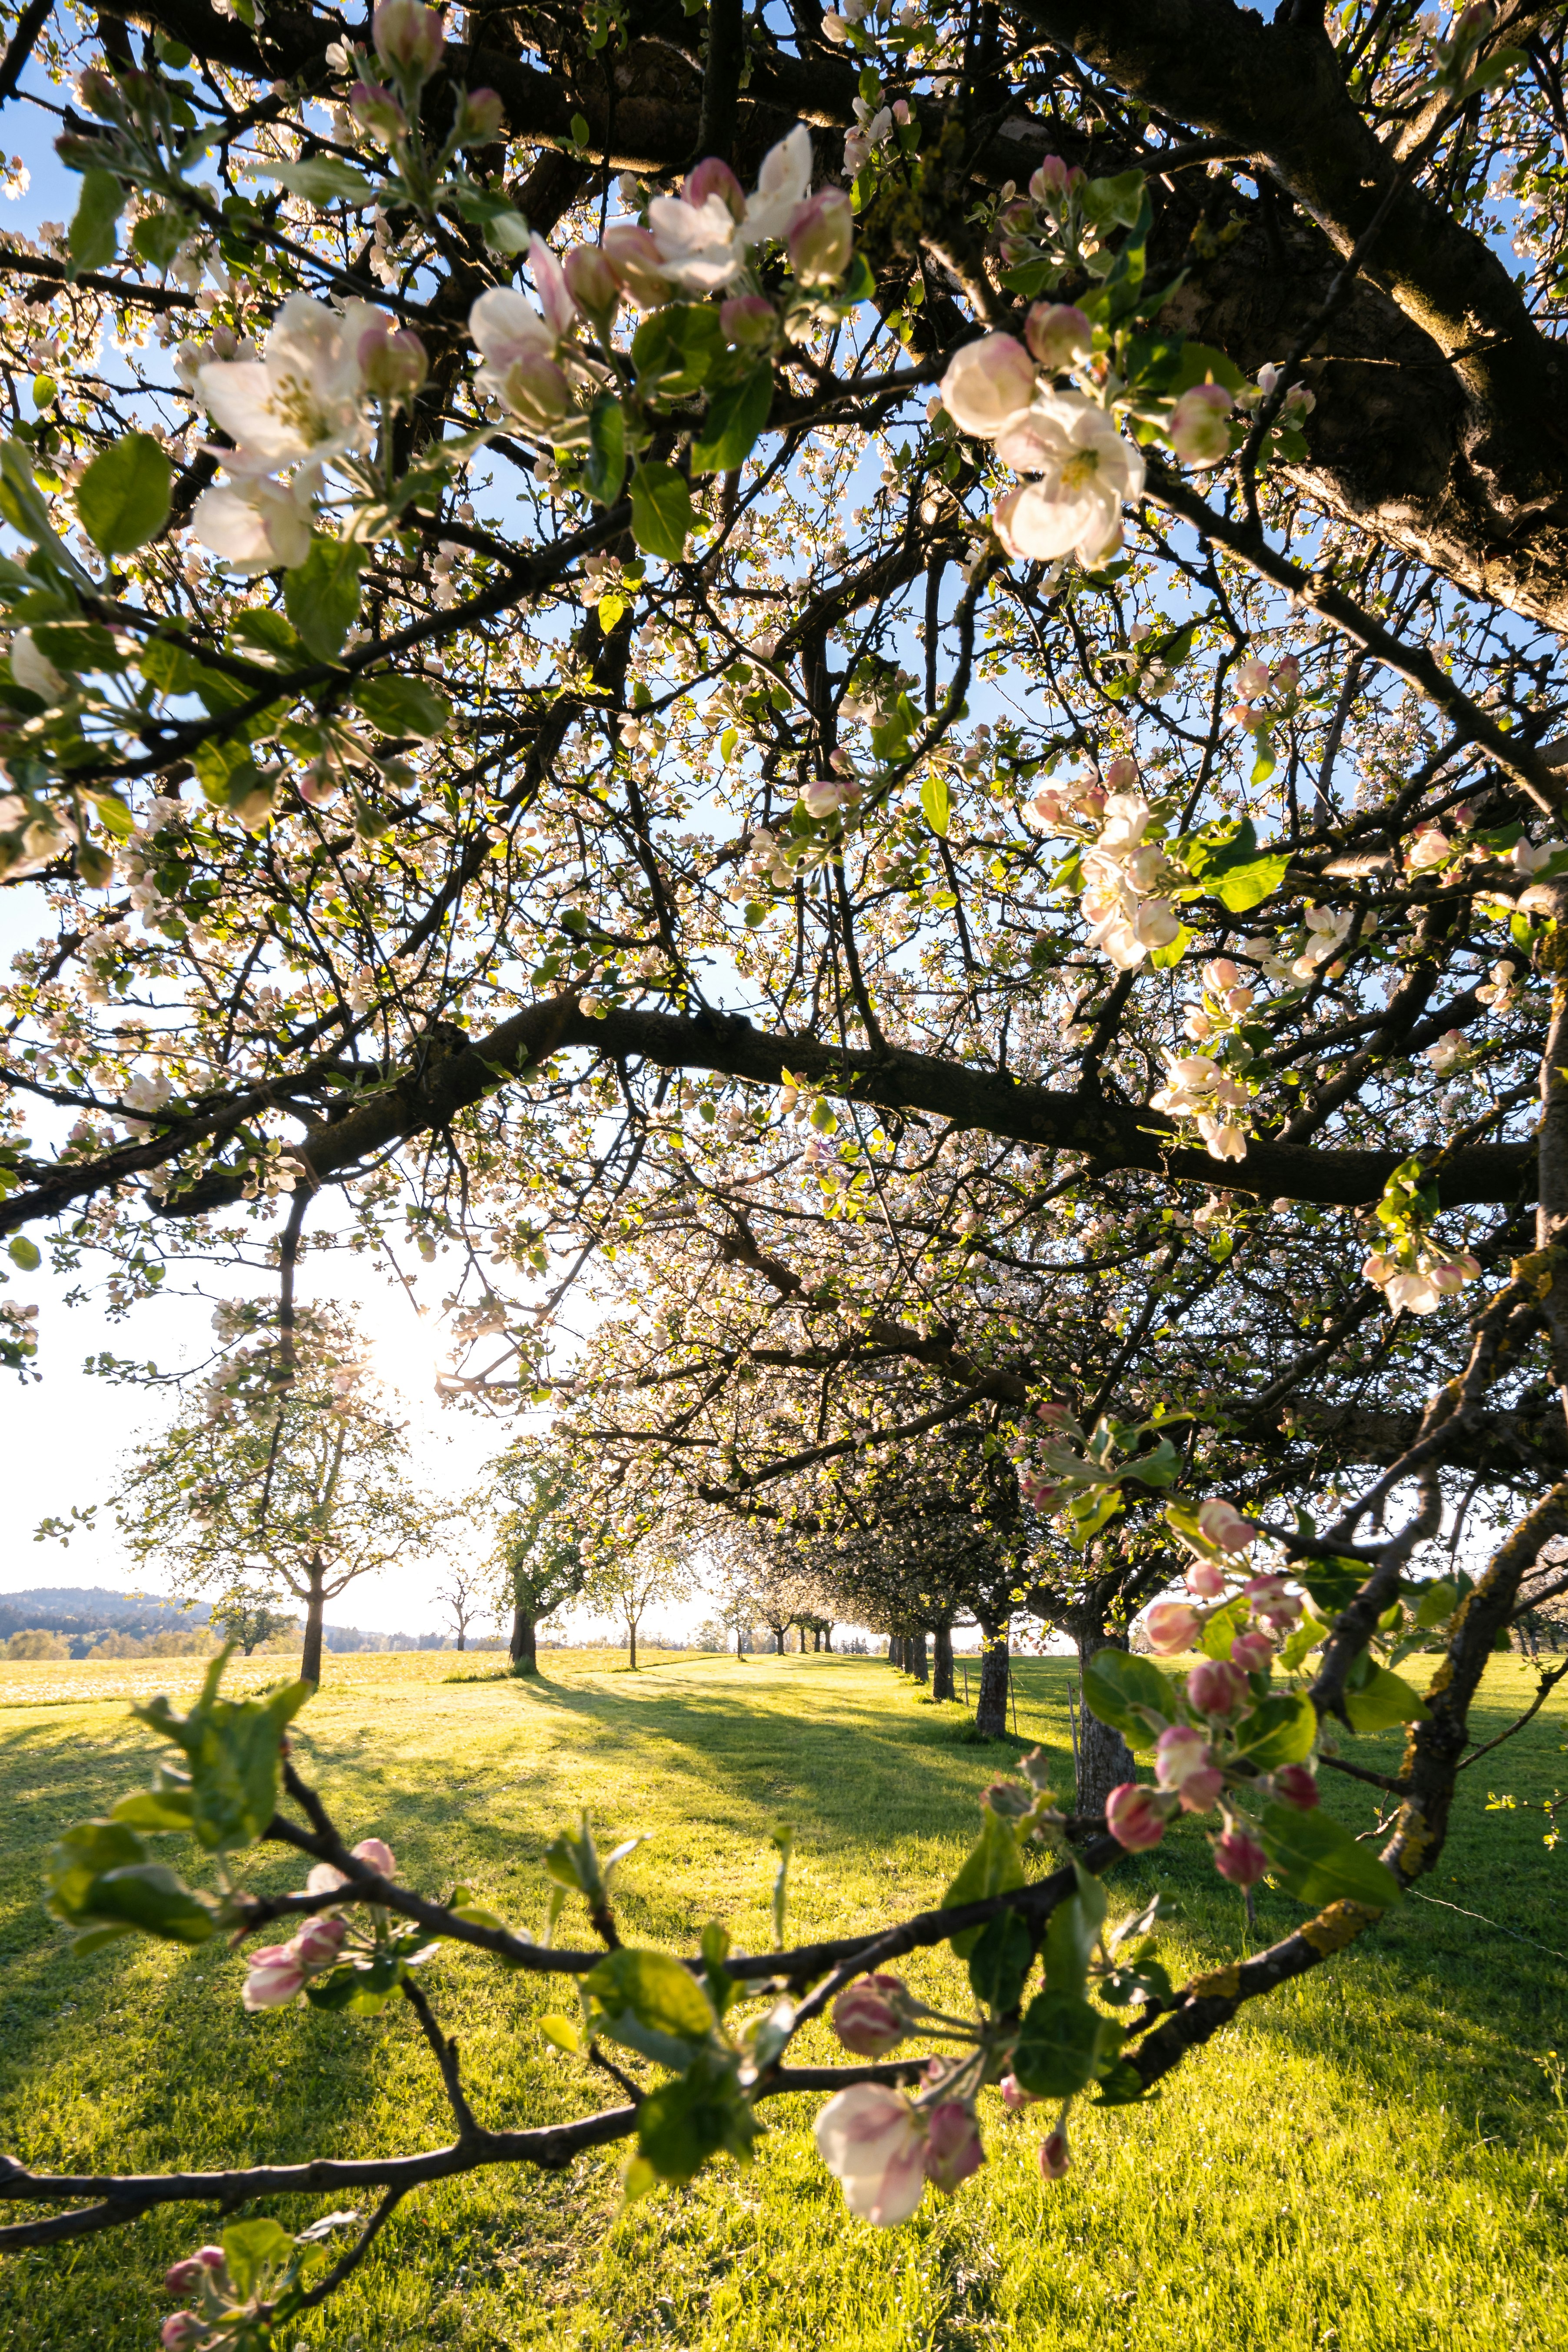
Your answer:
(999, 2072), (1039, 2112)
(1272, 1765), (1319, 1811)
(294, 1913), (349, 1970)
(1202, 957), (1239, 993)
(601, 220), (673, 311)
(1185, 1559), (1226, 1600)
(351, 1836), (395, 1877)
(373, 0), (445, 79)
(1024, 301), (1091, 372)
(162, 2259), (204, 2294)
(161, 2316), (209, 2351)
(1213, 1825), (1269, 1887)
(1186, 1656), (1246, 1716)
(832, 1972), (908, 2056)
(1196, 1498), (1256, 1555)
(923, 2100), (984, 2192)
(1143, 1600), (1200, 1656)
(358, 323), (428, 403)
(241, 1944), (306, 2010)
(788, 186), (854, 285)
(457, 86), (505, 143)
(720, 293), (779, 348)
(1106, 1782), (1169, 1851)
(1154, 1725), (1222, 1811)
(687, 156), (746, 220)
(1230, 1629), (1274, 1675)
(1029, 155), (1083, 201)
(1272, 654), (1300, 693)
(349, 79), (408, 139)
(564, 244), (621, 323)
(1102, 755), (1139, 793)
(1168, 381), (1232, 468)
(1235, 657), (1270, 699)
(498, 351), (575, 431)
(1034, 1399), (1071, 1426)
(1038, 2126), (1071, 2180)
(939, 333), (1037, 439)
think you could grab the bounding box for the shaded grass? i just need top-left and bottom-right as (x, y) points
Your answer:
(0, 1649), (1562, 2350)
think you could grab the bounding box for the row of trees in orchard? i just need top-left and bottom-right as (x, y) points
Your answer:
(4, 0), (1568, 2330)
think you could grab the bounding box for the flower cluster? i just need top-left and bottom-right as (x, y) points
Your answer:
(941, 330), (1144, 567)
(241, 1838), (394, 2010)
(1151, 957), (1259, 1161)
(814, 2075), (983, 2225)
(1359, 1155), (1481, 1317)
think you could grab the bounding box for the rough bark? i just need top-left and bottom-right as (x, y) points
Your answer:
(932, 1622), (955, 1704)
(509, 1603), (538, 1678)
(299, 1561), (325, 1689)
(908, 1630), (929, 1684)
(975, 1619), (1010, 1738)
(1075, 1631), (1137, 1815)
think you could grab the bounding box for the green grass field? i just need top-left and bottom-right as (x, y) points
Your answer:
(0, 1646), (1563, 2352)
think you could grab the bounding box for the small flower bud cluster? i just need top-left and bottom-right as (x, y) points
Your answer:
(813, 2078), (983, 2226)
(239, 1839), (393, 2010)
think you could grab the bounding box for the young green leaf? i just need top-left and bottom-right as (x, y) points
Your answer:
(284, 536), (367, 659)
(68, 168), (124, 273)
(76, 434), (172, 558)
(691, 363), (773, 476)
(630, 463), (693, 563)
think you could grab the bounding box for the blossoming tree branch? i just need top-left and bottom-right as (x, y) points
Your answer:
(0, 0), (1566, 2336)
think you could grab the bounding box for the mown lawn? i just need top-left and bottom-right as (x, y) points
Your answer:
(0, 1645), (1563, 2352)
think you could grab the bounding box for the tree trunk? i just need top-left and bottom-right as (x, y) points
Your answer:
(510, 1602), (538, 1676)
(909, 1630), (929, 1684)
(932, 1622), (955, 1702)
(975, 1618), (1010, 1738)
(456, 1622), (467, 1652)
(774, 1624), (786, 1655)
(300, 1562), (326, 1686)
(889, 1635), (903, 1669)
(1076, 1630), (1136, 1816)
(628, 1617), (638, 1670)
(823, 1624), (833, 1652)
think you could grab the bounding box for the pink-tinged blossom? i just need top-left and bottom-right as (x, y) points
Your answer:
(358, 323), (427, 404)
(992, 393), (1144, 567)
(647, 189), (745, 290)
(349, 79), (407, 138)
(832, 1973), (908, 2056)
(1038, 2126), (1071, 2180)
(241, 1943), (307, 2010)
(294, 1914), (349, 1970)
(1154, 1724), (1223, 1814)
(1168, 381), (1233, 467)
(686, 156), (746, 219)
(1273, 1765), (1319, 1811)
(1197, 1497), (1256, 1554)
(814, 2084), (929, 2224)
(924, 2101), (984, 2193)
(373, 0), (445, 77)
(721, 293), (779, 347)
(1186, 1656), (1247, 1716)
(789, 186), (854, 284)
(165, 2249), (225, 2296)
(1025, 301), (1091, 372)
(600, 221), (673, 309)
(563, 244), (620, 322)
(999, 2073), (1039, 2112)
(457, 86), (505, 143)
(1186, 1559), (1227, 1600)
(1106, 1782), (1169, 1851)
(1143, 1599), (1200, 1655)
(160, 2316), (209, 2351)
(352, 1837), (395, 1876)
(1229, 1629), (1275, 1676)
(192, 478), (312, 575)
(939, 334), (1036, 439)
(196, 293), (385, 480)
(1213, 1825), (1269, 1887)
(1029, 155), (1083, 200)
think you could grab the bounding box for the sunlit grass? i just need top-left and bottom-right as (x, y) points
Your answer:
(0, 1650), (1562, 2349)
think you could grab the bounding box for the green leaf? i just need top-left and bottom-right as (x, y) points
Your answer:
(1167, 339), (1247, 396)
(1197, 1594), (1251, 1662)
(1299, 1558), (1367, 1616)
(283, 536), (366, 658)
(222, 2218), (293, 2297)
(68, 168), (124, 273)
(1148, 922), (1191, 971)
(1344, 1664), (1430, 1733)
(585, 1948), (716, 2048)
(110, 1781), (196, 1832)
(1093, 2056), (1155, 2106)
(133, 1649), (311, 1853)
(691, 362), (773, 476)
(540, 2011), (582, 2052)
(921, 771), (950, 838)
(632, 304), (726, 400)
(353, 675), (451, 737)
(130, 209), (186, 271)
(7, 1235), (40, 1271)
(941, 1801), (1024, 1959)
(1081, 1650), (1174, 1751)
(629, 463), (692, 563)
(636, 2051), (758, 2183)
(268, 156), (375, 204)
(1233, 1692), (1317, 1768)
(76, 434), (172, 557)
(1012, 1989), (1120, 2098)
(1043, 1866), (1107, 2002)
(1210, 850), (1291, 914)
(1258, 1801), (1403, 1911)
(967, 1909), (1032, 2013)
(585, 395), (627, 507)
(45, 1821), (218, 1948)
